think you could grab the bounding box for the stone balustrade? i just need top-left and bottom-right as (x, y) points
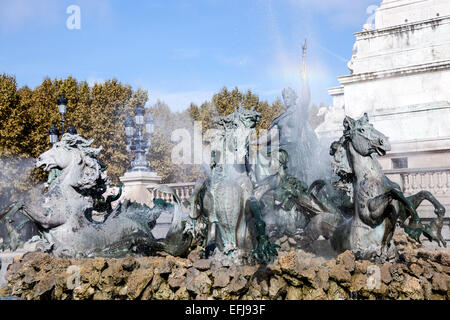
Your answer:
(149, 182), (196, 205)
(147, 167), (450, 207)
(146, 182), (196, 238)
(384, 166), (450, 243)
(384, 166), (450, 196)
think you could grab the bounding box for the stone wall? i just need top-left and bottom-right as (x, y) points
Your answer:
(0, 234), (448, 300)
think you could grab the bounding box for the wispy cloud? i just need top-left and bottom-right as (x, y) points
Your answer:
(286, 0), (376, 11)
(265, 49), (335, 105)
(268, 53), (334, 84)
(314, 41), (348, 63)
(0, 0), (60, 34)
(259, 0), (362, 107)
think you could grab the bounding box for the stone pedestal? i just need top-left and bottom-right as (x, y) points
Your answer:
(119, 170), (162, 207)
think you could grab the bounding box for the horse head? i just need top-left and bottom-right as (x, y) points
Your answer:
(36, 133), (105, 190)
(234, 104), (261, 129)
(343, 113), (391, 157)
(212, 106), (261, 168)
(36, 139), (76, 172)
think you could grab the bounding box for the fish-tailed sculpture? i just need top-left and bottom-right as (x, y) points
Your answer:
(0, 133), (180, 258)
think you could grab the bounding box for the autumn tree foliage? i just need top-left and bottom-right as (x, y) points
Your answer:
(0, 75), (135, 207)
(188, 87), (285, 133)
(0, 75), (285, 208)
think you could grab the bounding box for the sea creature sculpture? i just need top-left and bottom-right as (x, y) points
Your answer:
(0, 133), (180, 258)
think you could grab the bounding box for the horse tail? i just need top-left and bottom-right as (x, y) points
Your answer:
(307, 179), (327, 196)
(153, 185), (193, 256)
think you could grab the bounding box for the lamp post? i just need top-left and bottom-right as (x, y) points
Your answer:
(124, 104), (155, 172)
(67, 124), (77, 135)
(48, 94), (76, 145)
(45, 96), (78, 188)
(145, 112), (155, 137)
(48, 124), (59, 146)
(56, 94), (67, 134)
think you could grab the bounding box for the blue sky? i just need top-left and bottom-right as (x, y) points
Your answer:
(0, 0), (379, 111)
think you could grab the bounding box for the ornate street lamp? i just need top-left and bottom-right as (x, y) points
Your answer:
(48, 94), (76, 145)
(67, 125), (78, 135)
(57, 94), (68, 134)
(45, 96), (77, 189)
(49, 124), (59, 145)
(134, 104), (145, 126)
(145, 113), (155, 136)
(124, 116), (135, 137)
(124, 104), (155, 172)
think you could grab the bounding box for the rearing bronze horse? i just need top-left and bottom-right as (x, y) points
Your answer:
(329, 114), (446, 261)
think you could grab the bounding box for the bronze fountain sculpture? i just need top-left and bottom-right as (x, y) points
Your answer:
(0, 133), (181, 258)
(0, 105), (446, 265)
(324, 114), (446, 261)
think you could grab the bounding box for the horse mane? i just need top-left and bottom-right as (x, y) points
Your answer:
(214, 105), (261, 130)
(330, 135), (354, 197)
(60, 133), (106, 190)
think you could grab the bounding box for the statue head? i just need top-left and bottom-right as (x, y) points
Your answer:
(282, 88), (298, 109)
(216, 105), (261, 129)
(235, 105), (261, 129)
(212, 105), (261, 166)
(278, 149), (289, 170)
(36, 133), (106, 190)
